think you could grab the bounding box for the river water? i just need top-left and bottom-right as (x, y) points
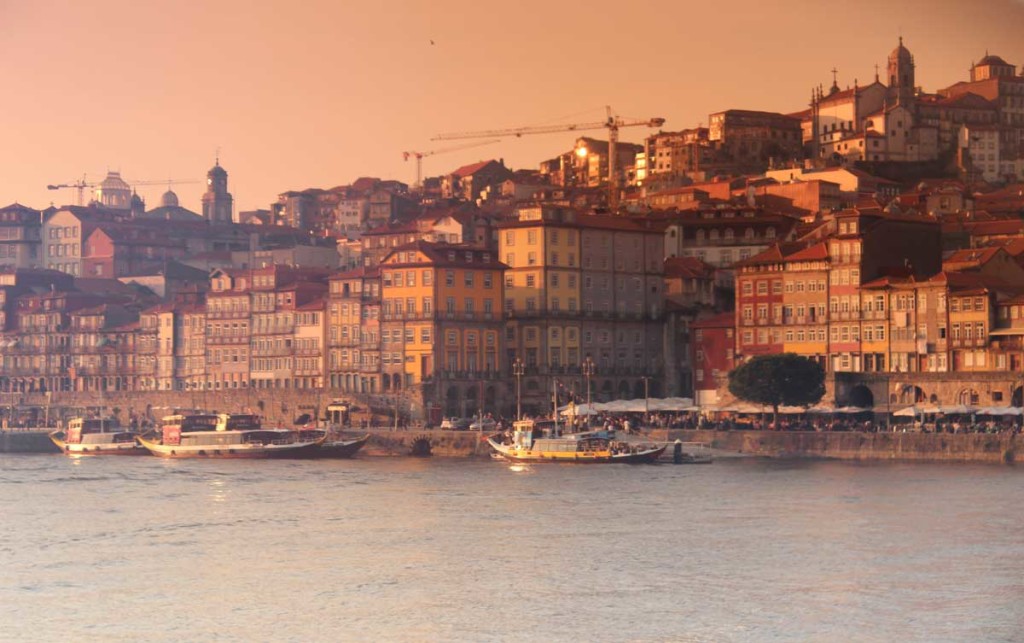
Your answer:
(1, 455), (1022, 642)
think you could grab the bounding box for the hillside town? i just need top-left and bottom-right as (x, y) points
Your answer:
(3, 40), (1024, 425)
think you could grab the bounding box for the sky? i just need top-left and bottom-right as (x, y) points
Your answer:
(1, 0), (1023, 213)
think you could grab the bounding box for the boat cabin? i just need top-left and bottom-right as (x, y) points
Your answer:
(65, 417), (126, 444)
(160, 413), (263, 445)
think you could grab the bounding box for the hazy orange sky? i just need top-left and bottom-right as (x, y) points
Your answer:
(2, 0), (1022, 213)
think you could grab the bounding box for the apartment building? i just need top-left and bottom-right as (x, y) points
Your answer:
(498, 205), (665, 414)
(379, 241), (505, 419)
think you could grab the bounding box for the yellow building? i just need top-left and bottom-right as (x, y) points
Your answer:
(379, 241), (505, 419)
(499, 205), (666, 413)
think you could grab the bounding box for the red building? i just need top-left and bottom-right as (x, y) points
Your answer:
(82, 224), (186, 278)
(735, 244), (791, 359)
(691, 312), (735, 407)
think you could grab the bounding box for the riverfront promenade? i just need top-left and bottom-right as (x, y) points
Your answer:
(4, 426), (1021, 463)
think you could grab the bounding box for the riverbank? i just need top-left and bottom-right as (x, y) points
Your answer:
(649, 428), (1021, 464)
(4, 427), (1019, 463)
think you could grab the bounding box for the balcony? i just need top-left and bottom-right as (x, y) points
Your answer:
(206, 310), (248, 320)
(252, 347), (292, 357)
(438, 369), (501, 380)
(208, 335), (249, 344)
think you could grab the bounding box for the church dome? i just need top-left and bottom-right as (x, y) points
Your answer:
(889, 37), (912, 64)
(160, 189), (179, 208)
(99, 170), (130, 192)
(208, 163), (227, 177)
(978, 54), (1010, 67)
(94, 170), (132, 210)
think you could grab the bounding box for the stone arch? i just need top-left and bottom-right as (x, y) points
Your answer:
(848, 385), (874, 408)
(898, 385), (925, 405)
(392, 373), (402, 390)
(618, 380), (630, 399)
(633, 380), (645, 399)
(929, 393), (939, 404)
(956, 388), (980, 406)
(600, 380), (613, 401)
(1012, 386), (1023, 408)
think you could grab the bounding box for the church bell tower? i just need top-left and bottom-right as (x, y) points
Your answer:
(201, 158), (233, 224)
(887, 37), (916, 105)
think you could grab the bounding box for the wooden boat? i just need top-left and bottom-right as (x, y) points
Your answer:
(487, 418), (665, 464)
(137, 413), (324, 459)
(49, 417), (147, 456)
(317, 434), (370, 458)
(297, 430), (370, 458)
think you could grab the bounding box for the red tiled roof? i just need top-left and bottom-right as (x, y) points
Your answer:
(664, 257), (715, 279)
(964, 219), (1024, 237)
(380, 241), (506, 270)
(944, 246), (1002, 266)
(452, 160), (496, 178)
(784, 242), (828, 262)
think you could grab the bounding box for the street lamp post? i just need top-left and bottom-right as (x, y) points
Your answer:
(642, 375), (651, 427)
(582, 356), (594, 428)
(513, 357), (525, 421)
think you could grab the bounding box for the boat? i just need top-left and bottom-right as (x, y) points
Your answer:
(137, 413), (324, 459)
(299, 431), (370, 458)
(487, 418), (666, 464)
(49, 417), (147, 456)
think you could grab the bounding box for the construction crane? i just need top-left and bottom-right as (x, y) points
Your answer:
(432, 106), (665, 209)
(403, 139), (502, 188)
(47, 175), (200, 206)
(46, 176), (95, 206)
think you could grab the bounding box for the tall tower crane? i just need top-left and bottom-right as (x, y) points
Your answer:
(432, 106), (665, 209)
(403, 139), (502, 188)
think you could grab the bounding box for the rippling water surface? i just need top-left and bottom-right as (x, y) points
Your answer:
(1, 454), (1022, 642)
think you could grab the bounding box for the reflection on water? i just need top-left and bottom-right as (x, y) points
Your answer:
(1, 456), (1022, 642)
(207, 477), (227, 503)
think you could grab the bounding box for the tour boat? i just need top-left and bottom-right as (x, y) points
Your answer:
(137, 413), (324, 459)
(49, 417), (147, 456)
(487, 418), (666, 464)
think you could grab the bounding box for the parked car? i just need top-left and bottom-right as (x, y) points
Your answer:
(469, 417), (497, 432)
(440, 417), (471, 431)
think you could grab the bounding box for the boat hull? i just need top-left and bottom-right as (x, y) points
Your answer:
(49, 432), (148, 456)
(488, 438), (665, 464)
(314, 435), (369, 459)
(137, 434), (325, 459)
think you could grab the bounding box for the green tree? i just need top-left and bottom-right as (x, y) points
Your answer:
(727, 353), (825, 427)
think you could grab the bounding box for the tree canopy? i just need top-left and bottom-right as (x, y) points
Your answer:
(727, 353), (825, 421)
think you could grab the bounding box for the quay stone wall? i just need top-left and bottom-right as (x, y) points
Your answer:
(653, 429), (1021, 463)
(10, 389), (393, 428)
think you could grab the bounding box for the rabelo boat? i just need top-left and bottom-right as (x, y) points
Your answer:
(137, 413), (324, 459)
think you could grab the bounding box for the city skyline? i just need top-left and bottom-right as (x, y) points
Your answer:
(2, 0), (1022, 212)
